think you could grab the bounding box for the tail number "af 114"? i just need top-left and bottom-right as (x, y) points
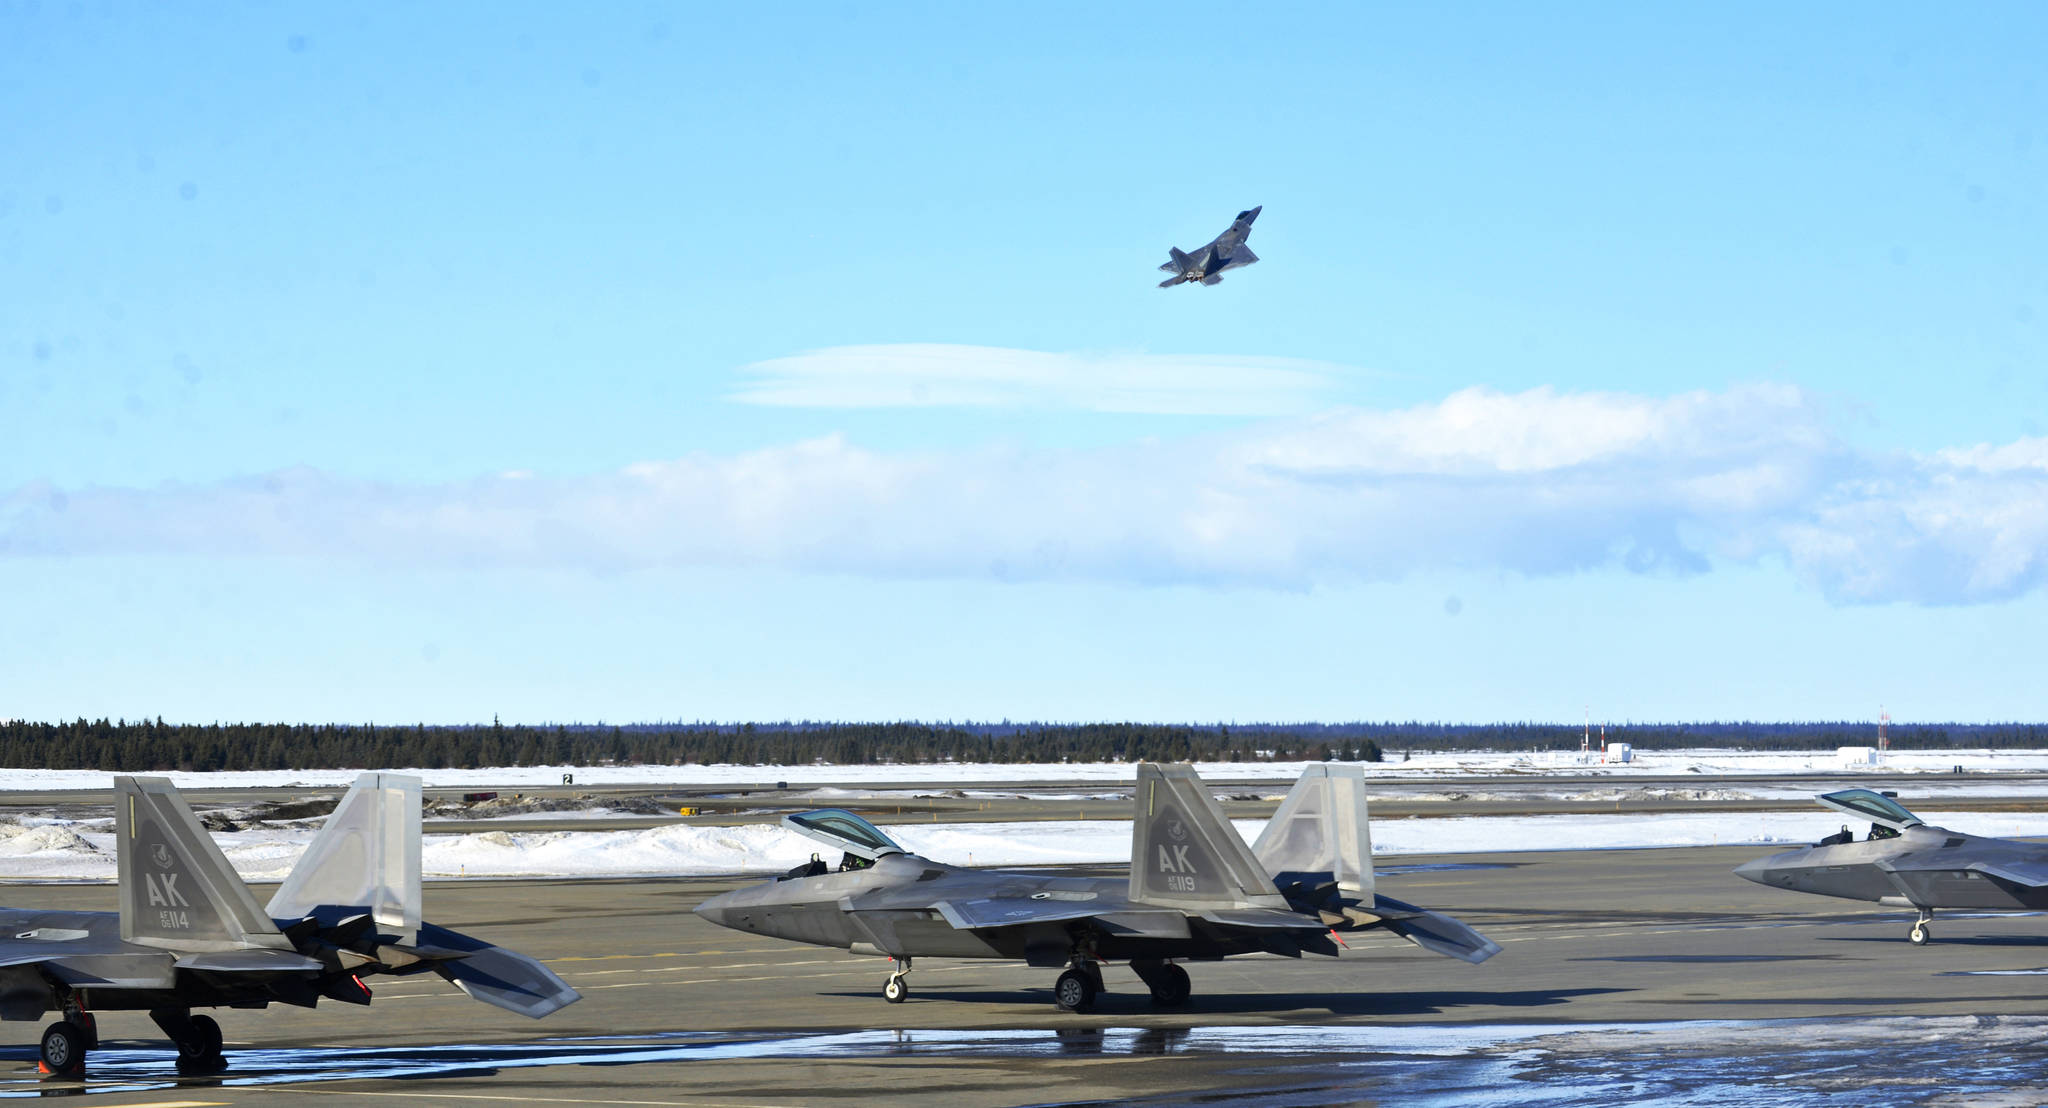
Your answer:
(146, 871), (191, 928)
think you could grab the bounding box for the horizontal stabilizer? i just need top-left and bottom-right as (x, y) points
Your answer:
(1371, 894), (1500, 964)
(419, 923), (580, 1019)
(1199, 275), (1223, 285)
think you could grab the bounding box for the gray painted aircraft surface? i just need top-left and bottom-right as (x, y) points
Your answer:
(1157, 206), (1261, 287)
(1736, 788), (2048, 944)
(693, 763), (1499, 1011)
(0, 773), (578, 1077)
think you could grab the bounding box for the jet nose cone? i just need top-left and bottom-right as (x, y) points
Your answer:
(1733, 856), (1774, 885)
(693, 890), (737, 928)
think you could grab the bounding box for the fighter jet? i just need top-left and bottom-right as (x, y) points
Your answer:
(1736, 788), (2048, 945)
(0, 774), (578, 1077)
(1158, 206), (1261, 287)
(693, 763), (1498, 1011)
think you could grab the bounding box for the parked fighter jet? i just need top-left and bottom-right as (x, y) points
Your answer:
(1736, 788), (2048, 944)
(0, 774), (579, 1077)
(1157, 206), (1261, 287)
(693, 763), (1498, 1011)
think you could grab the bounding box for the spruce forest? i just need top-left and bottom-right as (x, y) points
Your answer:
(3, 718), (2044, 774)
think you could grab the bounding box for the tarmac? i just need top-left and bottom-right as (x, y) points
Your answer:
(5, 841), (2048, 1105)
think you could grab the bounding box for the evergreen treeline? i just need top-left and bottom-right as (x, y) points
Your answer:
(1, 718), (2043, 774)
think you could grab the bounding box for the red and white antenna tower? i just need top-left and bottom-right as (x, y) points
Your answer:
(1879, 707), (1890, 756)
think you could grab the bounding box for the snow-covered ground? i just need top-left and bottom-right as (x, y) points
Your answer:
(6, 805), (2048, 884)
(3, 747), (2047, 793)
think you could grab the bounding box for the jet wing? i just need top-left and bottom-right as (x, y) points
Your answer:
(932, 899), (1192, 939)
(1226, 246), (1258, 267)
(1968, 860), (2048, 888)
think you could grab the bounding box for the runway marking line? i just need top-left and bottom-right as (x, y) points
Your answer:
(252, 1089), (797, 1107)
(82, 1102), (226, 1108)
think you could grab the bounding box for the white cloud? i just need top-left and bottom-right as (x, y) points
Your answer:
(729, 343), (1350, 416)
(5, 386), (2046, 605)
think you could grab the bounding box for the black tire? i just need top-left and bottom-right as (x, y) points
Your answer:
(883, 976), (908, 1003)
(186, 1013), (224, 1059)
(40, 1021), (86, 1076)
(1910, 925), (1930, 946)
(1147, 963), (1192, 1007)
(1054, 969), (1097, 1013)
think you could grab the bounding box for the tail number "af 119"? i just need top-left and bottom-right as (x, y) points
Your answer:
(1157, 845), (1199, 892)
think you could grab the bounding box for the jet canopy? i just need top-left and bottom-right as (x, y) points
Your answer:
(781, 809), (906, 861)
(1817, 789), (1924, 831)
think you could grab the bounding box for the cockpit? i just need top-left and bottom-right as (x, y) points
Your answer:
(1811, 789), (1923, 846)
(776, 809), (907, 880)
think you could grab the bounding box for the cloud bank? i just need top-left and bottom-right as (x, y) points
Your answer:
(729, 343), (1349, 416)
(5, 383), (2045, 605)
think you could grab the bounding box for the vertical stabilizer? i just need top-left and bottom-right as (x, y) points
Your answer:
(1129, 764), (1287, 910)
(1252, 764), (1375, 898)
(267, 773), (422, 944)
(117, 776), (290, 952)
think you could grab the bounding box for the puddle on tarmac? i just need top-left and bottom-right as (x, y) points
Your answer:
(3, 1017), (2044, 1105)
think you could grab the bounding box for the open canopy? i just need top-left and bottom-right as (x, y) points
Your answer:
(1816, 789), (1924, 830)
(781, 809), (906, 861)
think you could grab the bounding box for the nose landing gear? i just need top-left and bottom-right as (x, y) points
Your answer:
(882, 956), (912, 1003)
(1909, 908), (1935, 945)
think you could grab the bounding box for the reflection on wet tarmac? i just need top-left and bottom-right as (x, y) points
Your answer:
(3, 1017), (2045, 1105)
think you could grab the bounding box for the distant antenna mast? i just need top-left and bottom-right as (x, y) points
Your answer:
(1879, 706), (1890, 756)
(1582, 706), (1591, 758)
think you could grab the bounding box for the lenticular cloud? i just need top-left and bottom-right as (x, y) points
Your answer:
(3, 383), (2044, 606)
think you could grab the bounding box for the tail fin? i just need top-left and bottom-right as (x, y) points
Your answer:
(117, 777), (290, 952)
(1167, 246), (1191, 272)
(1252, 764), (1374, 899)
(267, 773), (422, 944)
(1129, 764), (1286, 910)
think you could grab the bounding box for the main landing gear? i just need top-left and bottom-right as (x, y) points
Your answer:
(1909, 908), (1935, 946)
(1053, 963), (1103, 1013)
(151, 1007), (226, 1072)
(882, 956), (912, 1003)
(1131, 959), (1192, 1007)
(38, 994), (98, 1078)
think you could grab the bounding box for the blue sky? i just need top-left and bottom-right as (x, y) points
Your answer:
(3, 3), (2044, 724)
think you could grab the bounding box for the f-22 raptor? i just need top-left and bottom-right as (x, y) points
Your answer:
(1158, 206), (1261, 287)
(1737, 788), (2048, 945)
(0, 774), (578, 1077)
(694, 763), (1498, 1011)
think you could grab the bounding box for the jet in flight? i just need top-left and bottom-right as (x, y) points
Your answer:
(1736, 788), (2048, 944)
(1158, 206), (1261, 287)
(693, 763), (1498, 1011)
(0, 774), (578, 1076)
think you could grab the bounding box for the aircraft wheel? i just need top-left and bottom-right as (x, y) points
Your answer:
(39, 1021), (87, 1078)
(883, 976), (909, 1003)
(1147, 964), (1192, 1007)
(1910, 924), (1930, 946)
(187, 1014), (224, 1059)
(1054, 969), (1097, 1013)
